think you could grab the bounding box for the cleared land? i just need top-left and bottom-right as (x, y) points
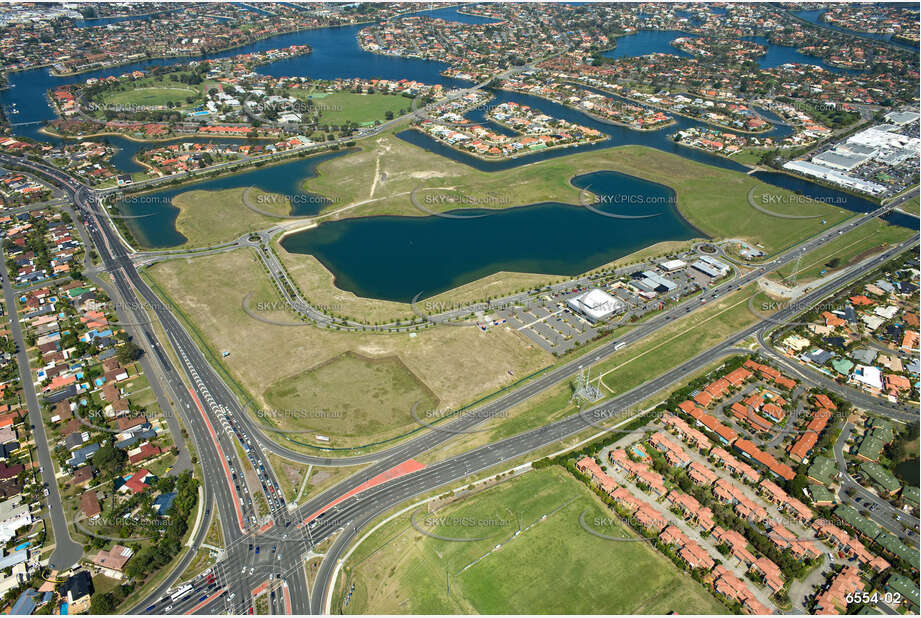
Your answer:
(146, 248), (550, 449)
(263, 351), (439, 438)
(769, 219), (914, 285)
(290, 89), (415, 126)
(170, 187), (290, 247)
(338, 467), (726, 614)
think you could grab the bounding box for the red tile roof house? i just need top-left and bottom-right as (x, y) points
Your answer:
(666, 489), (703, 521)
(688, 461), (718, 487)
(610, 487), (643, 513)
(713, 478), (739, 504)
(697, 507), (716, 532)
(609, 449), (667, 496)
(679, 539), (715, 570)
(127, 442), (162, 465)
(693, 390), (714, 408)
(710, 447), (761, 484)
(788, 432), (818, 464)
(766, 520), (822, 559)
(575, 456), (618, 495)
(686, 407), (738, 445)
(750, 556), (785, 594)
(649, 431), (691, 467)
(659, 524), (689, 549)
(662, 413), (712, 451)
(759, 479), (813, 524)
(734, 495), (769, 524)
(92, 545), (133, 580)
(634, 467), (668, 497)
(712, 525), (757, 566)
(814, 566), (864, 615)
(712, 565), (771, 615)
(633, 503), (669, 533)
(730, 401), (773, 433)
(725, 367), (753, 387)
(704, 378), (731, 400)
(119, 468), (153, 494)
(733, 439), (795, 481)
(80, 490), (101, 520)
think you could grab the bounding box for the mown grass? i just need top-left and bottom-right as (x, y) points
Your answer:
(340, 467), (726, 614)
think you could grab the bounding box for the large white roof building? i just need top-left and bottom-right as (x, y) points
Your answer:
(567, 288), (625, 322)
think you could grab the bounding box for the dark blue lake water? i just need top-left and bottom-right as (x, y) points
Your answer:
(279, 170), (699, 302)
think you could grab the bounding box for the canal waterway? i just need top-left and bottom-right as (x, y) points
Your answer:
(1, 6), (911, 300)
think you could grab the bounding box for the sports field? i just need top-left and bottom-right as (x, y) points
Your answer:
(339, 467), (726, 614)
(95, 73), (210, 110)
(290, 89), (413, 126)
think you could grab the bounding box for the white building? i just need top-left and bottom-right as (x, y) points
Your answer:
(852, 365), (883, 391)
(567, 288), (625, 322)
(659, 259), (687, 272)
(0, 497), (31, 544)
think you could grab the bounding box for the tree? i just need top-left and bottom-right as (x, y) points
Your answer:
(117, 339), (141, 364)
(90, 593), (117, 614)
(92, 442), (127, 480)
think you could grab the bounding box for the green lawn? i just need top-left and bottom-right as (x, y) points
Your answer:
(302, 131), (852, 256)
(290, 89), (414, 126)
(899, 196), (919, 216)
(593, 283), (763, 394)
(770, 218), (914, 284)
(340, 467), (726, 614)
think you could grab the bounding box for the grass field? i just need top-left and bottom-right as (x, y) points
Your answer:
(595, 283), (763, 394)
(263, 351), (439, 438)
(266, 452), (309, 503)
(299, 131), (851, 255)
(290, 89), (414, 126)
(296, 464), (368, 505)
(769, 219), (914, 285)
(147, 248), (550, 449)
(898, 195), (919, 216)
(171, 187), (290, 247)
(339, 467), (726, 614)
